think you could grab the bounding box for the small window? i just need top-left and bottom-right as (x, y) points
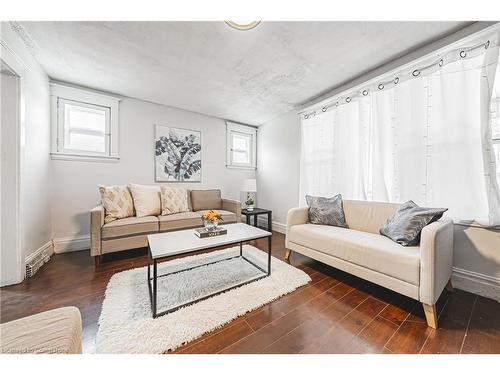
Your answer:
(226, 121), (257, 169)
(51, 83), (120, 162)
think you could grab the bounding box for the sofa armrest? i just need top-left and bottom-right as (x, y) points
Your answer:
(285, 207), (309, 248)
(419, 217), (454, 305)
(222, 199), (241, 222)
(90, 205), (105, 257)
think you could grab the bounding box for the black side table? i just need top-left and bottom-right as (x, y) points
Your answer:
(241, 208), (272, 233)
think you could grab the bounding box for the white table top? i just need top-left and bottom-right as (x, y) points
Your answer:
(147, 223), (272, 259)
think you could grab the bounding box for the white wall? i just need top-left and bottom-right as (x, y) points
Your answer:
(257, 109), (500, 301)
(1, 23), (53, 263)
(51, 97), (255, 246)
(256, 111), (301, 229)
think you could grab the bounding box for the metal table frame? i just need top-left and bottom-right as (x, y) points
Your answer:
(147, 234), (272, 318)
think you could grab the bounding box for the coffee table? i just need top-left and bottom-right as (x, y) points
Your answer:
(147, 223), (272, 318)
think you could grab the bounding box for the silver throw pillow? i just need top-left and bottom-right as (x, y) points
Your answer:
(380, 200), (448, 246)
(305, 194), (348, 228)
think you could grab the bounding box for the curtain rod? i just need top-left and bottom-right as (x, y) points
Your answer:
(298, 22), (500, 118)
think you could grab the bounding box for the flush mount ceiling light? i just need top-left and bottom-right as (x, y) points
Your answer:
(224, 21), (261, 31)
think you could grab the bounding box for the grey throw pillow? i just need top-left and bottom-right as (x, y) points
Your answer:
(305, 194), (348, 228)
(380, 200), (448, 246)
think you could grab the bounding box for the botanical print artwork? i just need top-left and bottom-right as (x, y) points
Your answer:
(155, 125), (202, 182)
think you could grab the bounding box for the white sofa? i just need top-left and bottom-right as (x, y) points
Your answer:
(285, 200), (454, 329)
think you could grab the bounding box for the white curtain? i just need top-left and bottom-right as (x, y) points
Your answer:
(299, 40), (500, 226)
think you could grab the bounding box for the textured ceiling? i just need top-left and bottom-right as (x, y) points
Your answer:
(19, 21), (471, 125)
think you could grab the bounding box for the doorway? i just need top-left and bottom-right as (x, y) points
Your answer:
(1, 59), (23, 286)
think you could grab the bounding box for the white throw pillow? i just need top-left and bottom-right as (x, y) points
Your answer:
(98, 185), (135, 223)
(129, 183), (161, 218)
(160, 186), (189, 215)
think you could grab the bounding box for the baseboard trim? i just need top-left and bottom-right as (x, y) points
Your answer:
(452, 267), (500, 302)
(53, 235), (90, 253)
(256, 218), (286, 234)
(25, 240), (54, 264)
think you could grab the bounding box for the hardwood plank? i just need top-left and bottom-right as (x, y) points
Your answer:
(176, 320), (254, 354)
(420, 290), (476, 354)
(385, 320), (433, 353)
(341, 315), (400, 354)
(262, 288), (370, 353)
(221, 281), (354, 353)
(461, 295), (500, 354)
(300, 297), (387, 353)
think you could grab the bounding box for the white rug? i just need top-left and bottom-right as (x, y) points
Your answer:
(96, 245), (311, 353)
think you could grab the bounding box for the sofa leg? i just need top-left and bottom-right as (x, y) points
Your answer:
(422, 303), (438, 329)
(94, 255), (102, 268)
(446, 279), (454, 292)
(284, 249), (292, 263)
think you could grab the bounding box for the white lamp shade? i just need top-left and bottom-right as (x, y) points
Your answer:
(241, 178), (257, 192)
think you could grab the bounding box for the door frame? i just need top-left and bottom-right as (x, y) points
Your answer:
(1, 41), (26, 286)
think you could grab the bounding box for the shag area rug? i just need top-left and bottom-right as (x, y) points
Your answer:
(96, 245), (311, 353)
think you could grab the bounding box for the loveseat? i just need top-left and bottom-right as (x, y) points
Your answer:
(91, 189), (240, 265)
(284, 200), (454, 329)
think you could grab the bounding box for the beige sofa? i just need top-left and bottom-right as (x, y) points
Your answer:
(284, 200), (454, 329)
(91, 189), (240, 265)
(0, 307), (82, 354)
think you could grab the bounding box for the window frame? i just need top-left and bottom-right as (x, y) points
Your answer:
(226, 121), (257, 169)
(50, 83), (120, 162)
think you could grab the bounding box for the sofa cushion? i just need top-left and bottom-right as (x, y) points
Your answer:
(0, 306), (82, 354)
(190, 189), (222, 211)
(98, 185), (135, 223)
(380, 200), (448, 246)
(160, 186), (189, 215)
(288, 224), (420, 285)
(196, 209), (237, 224)
(158, 211), (203, 231)
(129, 183), (161, 218)
(306, 194), (348, 228)
(102, 216), (159, 239)
(343, 200), (400, 234)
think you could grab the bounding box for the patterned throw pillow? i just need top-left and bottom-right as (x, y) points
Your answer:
(98, 185), (135, 223)
(305, 194), (348, 228)
(160, 186), (189, 215)
(380, 200), (448, 246)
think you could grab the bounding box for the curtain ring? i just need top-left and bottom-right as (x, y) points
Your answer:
(412, 69), (420, 77)
(321, 107), (327, 112)
(362, 90), (368, 96)
(346, 97), (351, 103)
(394, 77), (399, 84)
(304, 114), (309, 119)
(485, 40), (490, 49)
(335, 101), (339, 107)
(438, 59), (443, 67)
(459, 50), (466, 58)
(378, 83), (384, 90)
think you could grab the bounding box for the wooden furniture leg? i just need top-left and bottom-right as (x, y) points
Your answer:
(423, 303), (438, 329)
(284, 249), (292, 263)
(94, 255), (101, 268)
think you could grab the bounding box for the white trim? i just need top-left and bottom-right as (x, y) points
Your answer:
(50, 82), (120, 161)
(50, 152), (120, 163)
(452, 267), (500, 302)
(256, 218), (286, 234)
(53, 235), (90, 254)
(0, 42), (26, 286)
(25, 240), (54, 265)
(226, 121), (257, 169)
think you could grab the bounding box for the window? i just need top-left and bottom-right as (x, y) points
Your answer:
(226, 122), (257, 169)
(51, 83), (120, 161)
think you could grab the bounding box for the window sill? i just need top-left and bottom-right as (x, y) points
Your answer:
(226, 165), (257, 171)
(50, 153), (120, 163)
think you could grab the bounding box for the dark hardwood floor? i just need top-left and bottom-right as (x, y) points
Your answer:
(1, 232), (499, 354)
